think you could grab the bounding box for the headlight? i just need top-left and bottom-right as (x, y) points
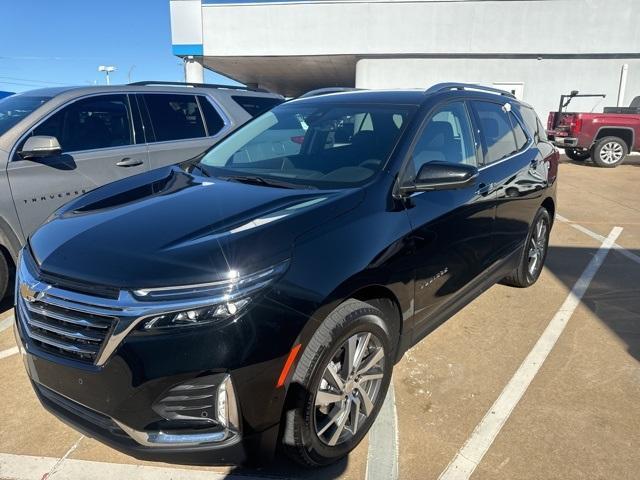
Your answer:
(136, 260), (289, 330)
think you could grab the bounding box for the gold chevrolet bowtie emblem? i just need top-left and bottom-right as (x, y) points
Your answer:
(19, 282), (43, 303)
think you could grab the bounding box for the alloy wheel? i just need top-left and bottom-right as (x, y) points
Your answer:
(527, 217), (548, 277)
(314, 332), (385, 446)
(599, 142), (624, 164)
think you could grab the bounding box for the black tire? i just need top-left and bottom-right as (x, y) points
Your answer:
(282, 299), (394, 467)
(564, 148), (590, 162)
(0, 252), (9, 302)
(591, 136), (628, 168)
(503, 207), (551, 288)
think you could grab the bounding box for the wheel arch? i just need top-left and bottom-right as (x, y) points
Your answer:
(349, 285), (404, 361)
(594, 127), (634, 152)
(541, 197), (556, 225)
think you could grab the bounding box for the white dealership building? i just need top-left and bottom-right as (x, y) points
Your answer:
(170, 0), (640, 116)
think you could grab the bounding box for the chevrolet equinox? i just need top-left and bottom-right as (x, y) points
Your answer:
(14, 83), (558, 467)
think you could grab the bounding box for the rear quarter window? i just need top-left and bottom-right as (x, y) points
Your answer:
(521, 106), (546, 143)
(232, 96), (284, 118)
(198, 96), (225, 136)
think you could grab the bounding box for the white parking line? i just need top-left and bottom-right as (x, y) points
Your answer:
(0, 314), (14, 333)
(0, 452), (267, 480)
(556, 214), (640, 265)
(438, 226), (623, 480)
(0, 346), (18, 360)
(365, 380), (398, 480)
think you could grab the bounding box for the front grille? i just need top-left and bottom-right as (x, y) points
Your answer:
(18, 293), (117, 364)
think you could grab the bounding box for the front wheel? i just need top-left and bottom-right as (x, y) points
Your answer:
(564, 148), (590, 162)
(503, 207), (551, 288)
(592, 136), (628, 168)
(282, 299), (393, 467)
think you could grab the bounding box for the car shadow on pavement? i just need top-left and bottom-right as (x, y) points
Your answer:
(223, 455), (349, 479)
(544, 245), (640, 362)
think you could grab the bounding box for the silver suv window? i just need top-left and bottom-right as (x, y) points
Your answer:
(0, 94), (52, 137)
(142, 94), (207, 142)
(32, 94), (133, 152)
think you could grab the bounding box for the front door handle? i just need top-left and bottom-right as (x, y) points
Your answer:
(116, 157), (144, 168)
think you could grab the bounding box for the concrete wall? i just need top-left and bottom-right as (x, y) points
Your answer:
(356, 58), (640, 118)
(198, 0), (640, 57)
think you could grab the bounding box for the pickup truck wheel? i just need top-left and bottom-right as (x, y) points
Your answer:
(282, 299), (393, 467)
(0, 252), (9, 301)
(564, 148), (590, 161)
(592, 137), (628, 168)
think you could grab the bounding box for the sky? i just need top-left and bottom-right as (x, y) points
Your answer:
(0, 0), (235, 93)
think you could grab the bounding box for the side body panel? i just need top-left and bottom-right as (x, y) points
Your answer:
(7, 145), (150, 238)
(0, 152), (24, 259)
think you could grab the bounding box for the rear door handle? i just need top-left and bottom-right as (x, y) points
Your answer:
(476, 182), (494, 195)
(116, 157), (144, 168)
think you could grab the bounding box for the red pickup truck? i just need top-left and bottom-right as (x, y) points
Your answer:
(547, 92), (640, 167)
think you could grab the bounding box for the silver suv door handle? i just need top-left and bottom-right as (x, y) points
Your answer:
(116, 158), (144, 168)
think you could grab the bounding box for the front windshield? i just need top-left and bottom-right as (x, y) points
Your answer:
(200, 102), (416, 189)
(0, 94), (52, 137)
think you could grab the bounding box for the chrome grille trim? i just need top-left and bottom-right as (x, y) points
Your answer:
(27, 330), (100, 356)
(27, 317), (105, 343)
(17, 293), (112, 363)
(24, 302), (113, 329)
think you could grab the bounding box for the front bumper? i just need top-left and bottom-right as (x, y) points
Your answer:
(31, 377), (279, 465)
(15, 309), (288, 465)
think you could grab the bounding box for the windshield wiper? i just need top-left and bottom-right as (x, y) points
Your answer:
(219, 174), (316, 190)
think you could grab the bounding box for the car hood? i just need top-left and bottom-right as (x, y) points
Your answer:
(29, 166), (364, 289)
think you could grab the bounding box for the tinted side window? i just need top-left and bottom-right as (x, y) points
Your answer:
(520, 106), (538, 140)
(512, 115), (528, 150)
(143, 94), (205, 142)
(232, 95), (283, 118)
(472, 101), (517, 164)
(33, 94), (133, 152)
(198, 96), (225, 136)
(537, 118), (548, 141)
(411, 101), (476, 175)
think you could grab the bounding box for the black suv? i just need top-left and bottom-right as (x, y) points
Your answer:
(14, 83), (558, 467)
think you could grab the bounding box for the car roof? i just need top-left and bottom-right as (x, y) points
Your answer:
(16, 85), (282, 100)
(286, 87), (530, 109)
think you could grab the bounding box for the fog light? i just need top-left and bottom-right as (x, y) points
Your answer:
(152, 374), (240, 433)
(216, 375), (239, 431)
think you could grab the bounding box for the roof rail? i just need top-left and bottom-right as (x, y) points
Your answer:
(128, 81), (270, 93)
(298, 87), (362, 98)
(425, 82), (516, 99)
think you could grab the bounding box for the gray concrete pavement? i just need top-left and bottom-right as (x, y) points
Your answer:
(0, 157), (638, 479)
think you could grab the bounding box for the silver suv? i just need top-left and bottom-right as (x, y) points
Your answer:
(0, 82), (283, 300)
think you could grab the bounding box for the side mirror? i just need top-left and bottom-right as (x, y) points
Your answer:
(19, 136), (62, 159)
(401, 161), (478, 194)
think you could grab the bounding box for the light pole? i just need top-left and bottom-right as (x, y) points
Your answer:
(127, 65), (136, 84)
(98, 65), (116, 85)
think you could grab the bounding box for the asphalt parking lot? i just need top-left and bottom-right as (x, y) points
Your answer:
(1, 155), (639, 480)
